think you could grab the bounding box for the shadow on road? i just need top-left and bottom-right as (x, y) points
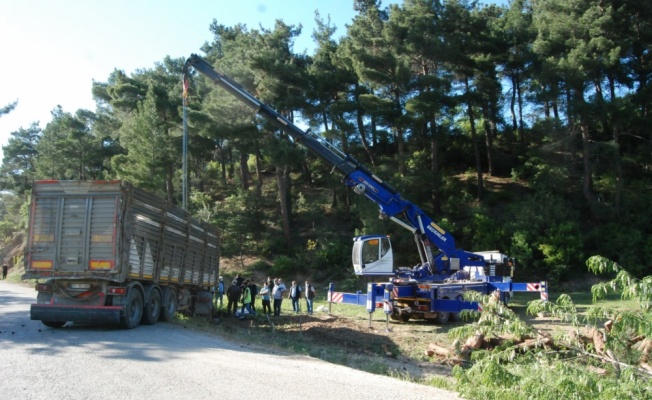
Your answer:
(0, 282), (255, 362)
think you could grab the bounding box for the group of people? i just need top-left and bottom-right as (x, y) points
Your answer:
(215, 274), (316, 317)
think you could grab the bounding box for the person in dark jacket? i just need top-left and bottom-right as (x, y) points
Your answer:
(226, 281), (241, 316)
(304, 280), (316, 315)
(2, 261), (8, 280)
(248, 279), (258, 311)
(234, 274), (244, 287)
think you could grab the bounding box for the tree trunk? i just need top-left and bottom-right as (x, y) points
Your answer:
(516, 74), (525, 149)
(465, 77), (484, 201)
(429, 116), (442, 215)
(355, 104), (375, 166)
(608, 76), (623, 216)
(227, 146), (234, 180)
(239, 151), (250, 191)
(510, 74), (518, 133)
(395, 126), (406, 176)
(214, 143), (227, 186)
(275, 164), (292, 247)
(254, 145), (263, 195)
(579, 119), (595, 204)
(481, 103), (494, 177)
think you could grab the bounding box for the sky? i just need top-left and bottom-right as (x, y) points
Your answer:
(0, 0), (504, 161)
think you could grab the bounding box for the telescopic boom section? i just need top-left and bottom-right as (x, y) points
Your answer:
(183, 54), (461, 260)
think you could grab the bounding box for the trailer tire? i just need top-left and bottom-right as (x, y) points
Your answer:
(142, 288), (162, 325)
(122, 289), (143, 329)
(159, 288), (177, 322)
(42, 320), (66, 328)
(435, 311), (450, 324)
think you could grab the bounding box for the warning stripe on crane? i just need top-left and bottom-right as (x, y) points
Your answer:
(329, 292), (343, 303)
(526, 283), (540, 292)
(392, 287), (399, 298)
(540, 281), (549, 301)
(526, 282), (549, 301)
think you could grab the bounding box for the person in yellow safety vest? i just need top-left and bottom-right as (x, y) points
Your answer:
(239, 280), (256, 318)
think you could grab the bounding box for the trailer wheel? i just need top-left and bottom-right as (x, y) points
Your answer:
(42, 320), (66, 328)
(159, 288), (177, 322)
(435, 311), (450, 324)
(392, 310), (410, 323)
(122, 289), (143, 329)
(142, 288), (161, 325)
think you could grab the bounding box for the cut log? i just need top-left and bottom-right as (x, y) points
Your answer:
(426, 343), (452, 357)
(640, 362), (652, 374)
(589, 328), (605, 355)
(465, 334), (484, 350)
(516, 337), (553, 351)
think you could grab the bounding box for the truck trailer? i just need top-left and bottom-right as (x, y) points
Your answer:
(22, 180), (220, 329)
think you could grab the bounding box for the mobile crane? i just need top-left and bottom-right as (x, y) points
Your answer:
(183, 54), (548, 324)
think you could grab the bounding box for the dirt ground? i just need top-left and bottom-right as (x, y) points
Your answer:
(211, 299), (572, 381)
(214, 309), (459, 380)
(216, 258), (575, 381)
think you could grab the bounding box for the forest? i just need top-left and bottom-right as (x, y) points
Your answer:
(1, 0), (651, 284)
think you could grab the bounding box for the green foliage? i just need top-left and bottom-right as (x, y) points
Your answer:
(0, 192), (28, 248)
(291, 239), (351, 281)
(506, 191), (583, 281)
(210, 190), (265, 257)
(270, 255), (299, 277)
(452, 256), (652, 399)
(1, 0), (651, 295)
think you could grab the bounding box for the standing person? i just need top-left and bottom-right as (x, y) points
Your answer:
(239, 280), (255, 318)
(259, 282), (272, 315)
(266, 276), (274, 294)
(289, 280), (302, 314)
(304, 280), (315, 315)
(2, 261), (8, 280)
(248, 279), (258, 311)
(215, 276), (225, 308)
(226, 280), (241, 316)
(234, 274), (244, 287)
(272, 278), (286, 316)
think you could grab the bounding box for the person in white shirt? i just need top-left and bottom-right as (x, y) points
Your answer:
(271, 278), (286, 316)
(289, 280), (302, 313)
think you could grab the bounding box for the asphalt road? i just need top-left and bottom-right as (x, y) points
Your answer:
(0, 280), (462, 400)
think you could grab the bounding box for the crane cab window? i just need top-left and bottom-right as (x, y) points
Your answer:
(361, 237), (391, 264)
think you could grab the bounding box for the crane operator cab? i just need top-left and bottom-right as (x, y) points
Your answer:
(352, 235), (395, 276)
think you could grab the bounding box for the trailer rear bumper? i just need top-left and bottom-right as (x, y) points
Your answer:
(30, 304), (123, 324)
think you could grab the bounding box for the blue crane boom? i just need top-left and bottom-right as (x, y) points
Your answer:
(184, 53), (548, 324)
(183, 54), (488, 281)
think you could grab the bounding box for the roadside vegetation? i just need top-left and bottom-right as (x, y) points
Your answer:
(173, 256), (650, 399)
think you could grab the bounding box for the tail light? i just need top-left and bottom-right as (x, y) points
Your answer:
(108, 287), (127, 295)
(36, 283), (53, 293)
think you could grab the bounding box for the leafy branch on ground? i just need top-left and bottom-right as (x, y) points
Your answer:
(424, 256), (651, 400)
